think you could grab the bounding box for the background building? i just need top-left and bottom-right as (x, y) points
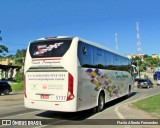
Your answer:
(0, 57), (21, 80)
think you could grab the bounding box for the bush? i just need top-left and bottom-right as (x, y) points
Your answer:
(14, 72), (24, 82)
(11, 82), (23, 92)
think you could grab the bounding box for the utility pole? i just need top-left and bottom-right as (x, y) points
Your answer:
(136, 21), (141, 55)
(136, 22), (141, 78)
(115, 32), (118, 51)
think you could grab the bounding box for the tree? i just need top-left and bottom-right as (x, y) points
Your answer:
(14, 72), (24, 82)
(143, 54), (148, 59)
(131, 56), (142, 66)
(15, 49), (26, 58)
(6, 54), (15, 59)
(131, 55), (160, 72)
(14, 49), (26, 66)
(0, 45), (8, 58)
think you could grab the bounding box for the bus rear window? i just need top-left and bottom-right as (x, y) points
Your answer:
(29, 39), (72, 58)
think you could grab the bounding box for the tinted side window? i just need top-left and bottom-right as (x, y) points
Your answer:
(114, 55), (119, 65)
(78, 41), (93, 66)
(138, 80), (145, 82)
(78, 42), (131, 72)
(93, 48), (105, 66)
(105, 51), (114, 66)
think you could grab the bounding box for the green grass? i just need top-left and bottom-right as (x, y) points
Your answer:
(11, 82), (24, 92)
(132, 94), (160, 115)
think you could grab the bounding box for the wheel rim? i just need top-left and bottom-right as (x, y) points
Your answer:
(4, 89), (9, 95)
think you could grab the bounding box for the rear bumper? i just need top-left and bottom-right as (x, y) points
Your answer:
(24, 98), (77, 112)
(141, 85), (148, 88)
(137, 84), (148, 88)
(137, 84), (153, 88)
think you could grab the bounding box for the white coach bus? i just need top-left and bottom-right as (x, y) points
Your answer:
(24, 36), (133, 112)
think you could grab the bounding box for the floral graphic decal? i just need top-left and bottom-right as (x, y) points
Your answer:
(85, 68), (120, 98)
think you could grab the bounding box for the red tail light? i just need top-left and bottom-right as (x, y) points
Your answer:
(67, 73), (74, 101)
(24, 75), (27, 98)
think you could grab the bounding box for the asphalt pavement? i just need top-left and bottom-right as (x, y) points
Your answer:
(0, 85), (160, 128)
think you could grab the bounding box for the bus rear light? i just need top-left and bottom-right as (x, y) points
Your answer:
(67, 91), (75, 101)
(67, 73), (74, 101)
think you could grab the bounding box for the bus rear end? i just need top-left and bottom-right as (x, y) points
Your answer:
(24, 37), (78, 112)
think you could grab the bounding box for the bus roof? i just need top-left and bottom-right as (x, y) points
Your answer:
(36, 36), (129, 59)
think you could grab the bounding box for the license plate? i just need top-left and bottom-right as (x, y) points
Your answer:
(40, 94), (49, 99)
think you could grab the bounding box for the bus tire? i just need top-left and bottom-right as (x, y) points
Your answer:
(97, 93), (105, 112)
(127, 85), (131, 98)
(92, 107), (97, 113)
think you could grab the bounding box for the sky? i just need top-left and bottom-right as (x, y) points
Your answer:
(0, 0), (160, 56)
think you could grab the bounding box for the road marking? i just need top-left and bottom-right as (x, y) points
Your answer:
(114, 104), (131, 128)
(114, 105), (125, 119)
(114, 91), (160, 128)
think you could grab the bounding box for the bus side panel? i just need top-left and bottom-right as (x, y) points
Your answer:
(77, 67), (98, 111)
(77, 67), (133, 111)
(77, 40), (133, 111)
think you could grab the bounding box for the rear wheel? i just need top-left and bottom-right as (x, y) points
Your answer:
(4, 89), (10, 95)
(97, 93), (105, 112)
